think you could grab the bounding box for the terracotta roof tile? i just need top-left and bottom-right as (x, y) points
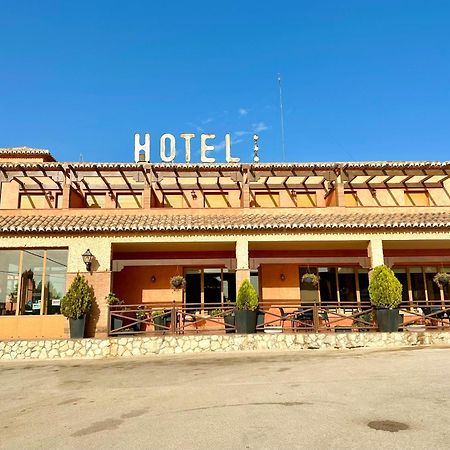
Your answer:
(0, 147), (56, 162)
(0, 211), (449, 234)
(1, 161), (450, 171)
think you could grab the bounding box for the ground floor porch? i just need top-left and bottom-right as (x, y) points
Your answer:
(2, 233), (450, 339)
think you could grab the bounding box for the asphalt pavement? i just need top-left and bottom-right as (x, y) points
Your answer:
(1, 346), (450, 449)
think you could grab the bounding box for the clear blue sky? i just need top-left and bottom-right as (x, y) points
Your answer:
(1, 1), (449, 163)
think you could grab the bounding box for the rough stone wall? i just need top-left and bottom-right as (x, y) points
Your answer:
(1, 331), (450, 361)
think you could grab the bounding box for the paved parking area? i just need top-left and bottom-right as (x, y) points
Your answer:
(1, 346), (450, 449)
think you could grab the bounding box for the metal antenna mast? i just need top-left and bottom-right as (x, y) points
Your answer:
(277, 73), (286, 161)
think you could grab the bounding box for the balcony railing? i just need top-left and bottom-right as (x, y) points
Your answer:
(108, 302), (450, 335)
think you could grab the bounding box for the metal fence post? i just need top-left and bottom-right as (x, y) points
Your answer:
(107, 305), (111, 335)
(171, 301), (177, 334)
(313, 303), (319, 333)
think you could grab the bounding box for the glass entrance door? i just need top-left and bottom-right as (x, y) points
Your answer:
(184, 268), (236, 311)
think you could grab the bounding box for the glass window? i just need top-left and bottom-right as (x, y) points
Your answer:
(0, 250), (20, 315)
(86, 194), (106, 208)
(254, 193), (280, 207)
(410, 267), (425, 304)
(185, 269), (201, 312)
(203, 269), (222, 307)
(250, 271), (259, 300)
(116, 194), (142, 209)
(358, 269), (370, 303)
(45, 250), (68, 315)
(424, 266), (441, 303)
(204, 193), (230, 208)
(21, 250), (45, 315)
(338, 268), (357, 303)
(442, 267), (450, 302)
(318, 267), (337, 304)
(184, 268), (237, 311)
(393, 268), (409, 305)
(224, 270), (237, 304)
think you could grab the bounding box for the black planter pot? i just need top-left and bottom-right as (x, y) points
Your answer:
(376, 309), (400, 332)
(224, 314), (235, 333)
(153, 315), (166, 332)
(69, 316), (86, 338)
(256, 310), (265, 332)
(111, 317), (123, 332)
(235, 310), (257, 334)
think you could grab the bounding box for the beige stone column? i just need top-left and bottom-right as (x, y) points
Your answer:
(235, 238), (250, 289)
(368, 238), (384, 269)
(66, 237), (113, 337)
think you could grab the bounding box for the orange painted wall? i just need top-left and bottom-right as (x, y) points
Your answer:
(112, 265), (183, 305)
(260, 264), (300, 304)
(0, 315), (66, 340)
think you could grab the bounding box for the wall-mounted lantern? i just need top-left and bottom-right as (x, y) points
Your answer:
(191, 190), (197, 200)
(82, 249), (94, 272)
(151, 275), (156, 283)
(280, 273), (286, 281)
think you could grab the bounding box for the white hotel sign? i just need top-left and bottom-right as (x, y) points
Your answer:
(134, 133), (240, 163)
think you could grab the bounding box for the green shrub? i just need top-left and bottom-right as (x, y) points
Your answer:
(368, 265), (402, 309)
(105, 292), (122, 305)
(61, 274), (93, 319)
(236, 279), (258, 311)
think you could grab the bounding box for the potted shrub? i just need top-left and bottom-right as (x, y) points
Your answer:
(301, 273), (320, 287)
(368, 265), (402, 332)
(152, 309), (167, 331)
(135, 306), (147, 332)
(170, 275), (186, 290)
(235, 280), (259, 333)
(106, 293), (123, 332)
(61, 274), (93, 338)
(433, 272), (450, 288)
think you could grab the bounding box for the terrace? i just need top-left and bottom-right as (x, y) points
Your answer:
(108, 301), (450, 335)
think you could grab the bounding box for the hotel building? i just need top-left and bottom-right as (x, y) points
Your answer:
(0, 147), (449, 339)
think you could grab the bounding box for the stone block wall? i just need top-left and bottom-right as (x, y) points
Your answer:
(1, 331), (450, 361)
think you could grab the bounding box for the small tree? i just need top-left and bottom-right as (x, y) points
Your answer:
(368, 265), (402, 309)
(236, 279), (259, 311)
(61, 274), (93, 319)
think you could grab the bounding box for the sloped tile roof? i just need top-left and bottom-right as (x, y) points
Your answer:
(0, 147), (56, 162)
(0, 211), (449, 234)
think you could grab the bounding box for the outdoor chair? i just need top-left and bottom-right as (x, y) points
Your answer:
(293, 308), (314, 331)
(320, 310), (330, 328)
(278, 307), (296, 331)
(422, 307), (447, 327)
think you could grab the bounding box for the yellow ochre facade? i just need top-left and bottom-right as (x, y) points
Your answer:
(1, 147), (450, 339)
